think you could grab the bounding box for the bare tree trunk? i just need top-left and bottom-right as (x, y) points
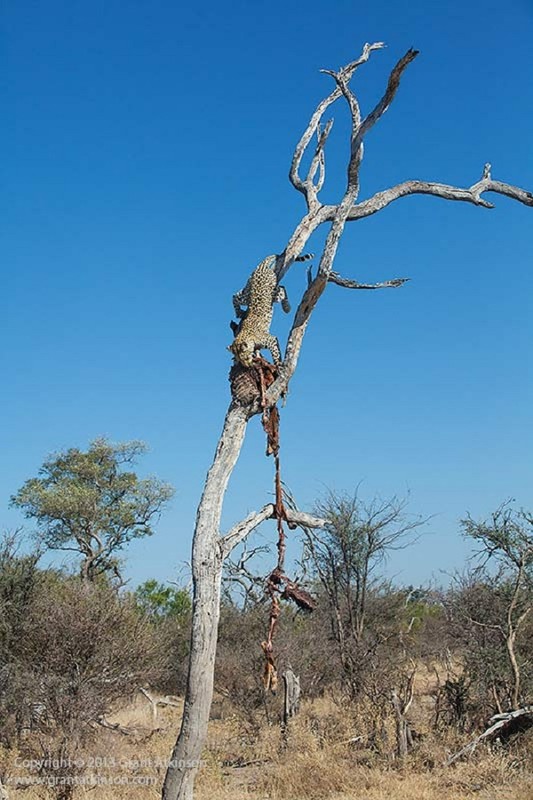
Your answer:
(281, 667), (301, 747)
(392, 692), (413, 759)
(163, 405), (325, 800)
(162, 405), (248, 800)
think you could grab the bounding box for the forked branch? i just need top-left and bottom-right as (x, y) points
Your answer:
(290, 41), (386, 201)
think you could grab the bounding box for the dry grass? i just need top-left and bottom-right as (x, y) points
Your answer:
(3, 684), (533, 800)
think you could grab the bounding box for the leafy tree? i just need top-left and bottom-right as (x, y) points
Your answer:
(135, 578), (191, 620)
(134, 579), (192, 695)
(460, 503), (533, 710)
(0, 531), (41, 655)
(0, 531), (42, 747)
(11, 438), (174, 582)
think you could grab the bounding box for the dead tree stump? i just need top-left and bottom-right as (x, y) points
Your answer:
(282, 667), (301, 731)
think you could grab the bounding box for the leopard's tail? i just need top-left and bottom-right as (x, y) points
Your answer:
(294, 253), (314, 262)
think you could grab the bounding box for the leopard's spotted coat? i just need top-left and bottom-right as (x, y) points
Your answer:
(229, 254), (312, 367)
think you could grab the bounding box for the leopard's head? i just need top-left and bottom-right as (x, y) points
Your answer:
(228, 338), (255, 368)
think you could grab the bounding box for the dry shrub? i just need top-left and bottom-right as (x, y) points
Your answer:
(2, 574), (165, 799)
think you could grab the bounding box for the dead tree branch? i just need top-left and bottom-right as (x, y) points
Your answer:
(221, 505), (327, 557)
(289, 41), (386, 205)
(338, 164), (533, 221)
(220, 505), (273, 558)
(447, 706), (533, 765)
(328, 273), (409, 290)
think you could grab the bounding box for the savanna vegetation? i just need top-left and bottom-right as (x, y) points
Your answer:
(2, 438), (533, 799)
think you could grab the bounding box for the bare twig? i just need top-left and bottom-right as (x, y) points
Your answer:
(301, 120), (334, 208)
(323, 48), (418, 186)
(223, 543), (270, 607)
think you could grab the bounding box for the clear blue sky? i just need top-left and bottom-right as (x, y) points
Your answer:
(3, 0), (532, 588)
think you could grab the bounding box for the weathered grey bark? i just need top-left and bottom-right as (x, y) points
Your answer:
(162, 405), (247, 800)
(282, 667), (301, 727)
(163, 42), (532, 800)
(447, 706), (533, 765)
(391, 668), (416, 759)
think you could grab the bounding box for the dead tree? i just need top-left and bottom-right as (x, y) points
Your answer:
(392, 666), (416, 759)
(162, 43), (533, 800)
(282, 667), (301, 728)
(447, 705), (533, 765)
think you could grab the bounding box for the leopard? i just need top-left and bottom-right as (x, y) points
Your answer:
(229, 253), (313, 368)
